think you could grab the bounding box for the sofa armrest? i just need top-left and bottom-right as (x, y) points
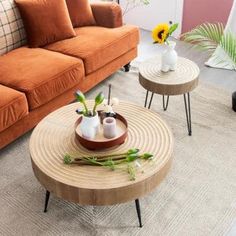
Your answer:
(91, 2), (123, 28)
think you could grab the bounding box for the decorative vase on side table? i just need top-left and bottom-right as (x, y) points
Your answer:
(152, 22), (179, 72)
(161, 41), (178, 72)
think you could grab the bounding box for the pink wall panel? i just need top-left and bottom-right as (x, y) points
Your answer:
(182, 0), (234, 33)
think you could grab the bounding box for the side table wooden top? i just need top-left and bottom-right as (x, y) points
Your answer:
(30, 101), (174, 205)
(139, 56), (200, 95)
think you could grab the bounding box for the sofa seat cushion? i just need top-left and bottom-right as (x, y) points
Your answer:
(0, 47), (84, 110)
(45, 25), (139, 74)
(0, 85), (28, 132)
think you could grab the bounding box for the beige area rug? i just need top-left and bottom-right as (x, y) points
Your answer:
(0, 66), (236, 236)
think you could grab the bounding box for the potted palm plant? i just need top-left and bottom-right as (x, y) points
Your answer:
(181, 23), (236, 111)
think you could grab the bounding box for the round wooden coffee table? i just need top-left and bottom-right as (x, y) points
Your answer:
(139, 56), (200, 135)
(30, 101), (174, 227)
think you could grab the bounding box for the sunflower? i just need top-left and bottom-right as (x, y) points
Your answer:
(152, 23), (169, 44)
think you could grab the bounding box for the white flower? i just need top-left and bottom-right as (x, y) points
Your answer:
(111, 97), (119, 106)
(104, 105), (114, 113)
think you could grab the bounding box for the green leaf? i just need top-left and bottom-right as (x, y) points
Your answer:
(103, 159), (116, 170)
(95, 92), (105, 105)
(220, 31), (236, 64)
(127, 148), (139, 155)
(142, 153), (153, 160)
(181, 22), (236, 67)
(63, 154), (72, 164)
(143, 0), (150, 5)
(93, 92), (105, 114)
(75, 90), (85, 103)
(126, 153), (138, 162)
(169, 23), (178, 36)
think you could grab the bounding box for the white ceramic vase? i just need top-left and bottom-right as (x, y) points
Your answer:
(161, 41), (178, 72)
(80, 113), (100, 140)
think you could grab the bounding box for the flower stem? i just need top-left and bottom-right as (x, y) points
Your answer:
(82, 101), (89, 115)
(92, 104), (97, 115)
(74, 153), (128, 161)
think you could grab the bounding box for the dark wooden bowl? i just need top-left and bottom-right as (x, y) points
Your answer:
(75, 113), (128, 150)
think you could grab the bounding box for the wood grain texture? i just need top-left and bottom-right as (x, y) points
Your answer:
(139, 56), (200, 95)
(29, 101), (174, 205)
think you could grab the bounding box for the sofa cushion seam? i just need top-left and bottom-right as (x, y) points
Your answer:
(0, 95), (28, 112)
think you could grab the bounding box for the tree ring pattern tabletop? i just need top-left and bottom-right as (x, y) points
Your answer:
(30, 101), (174, 205)
(139, 56), (200, 95)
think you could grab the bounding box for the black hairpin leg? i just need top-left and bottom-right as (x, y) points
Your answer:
(44, 190), (50, 213)
(163, 95), (169, 111)
(148, 93), (154, 109)
(135, 199), (143, 228)
(144, 90), (154, 109)
(183, 93), (192, 136)
(144, 90), (149, 108)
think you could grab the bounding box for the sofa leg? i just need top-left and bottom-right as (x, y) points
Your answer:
(124, 63), (131, 72)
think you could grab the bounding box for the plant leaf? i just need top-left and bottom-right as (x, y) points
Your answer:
(127, 148), (139, 155)
(181, 23), (224, 53)
(181, 23), (236, 69)
(169, 23), (178, 36)
(95, 92), (105, 105)
(75, 90), (85, 103)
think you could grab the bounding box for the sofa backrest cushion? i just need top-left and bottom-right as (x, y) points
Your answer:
(15, 0), (76, 48)
(0, 0), (27, 56)
(66, 0), (96, 27)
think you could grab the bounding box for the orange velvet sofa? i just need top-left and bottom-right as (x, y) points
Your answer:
(0, 2), (139, 149)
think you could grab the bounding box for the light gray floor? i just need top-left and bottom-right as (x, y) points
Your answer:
(137, 29), (236, 92)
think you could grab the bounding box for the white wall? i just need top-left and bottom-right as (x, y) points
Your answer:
(120, 0), (183, 36)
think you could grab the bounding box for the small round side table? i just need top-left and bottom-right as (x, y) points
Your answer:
(139, 56), (200, 136)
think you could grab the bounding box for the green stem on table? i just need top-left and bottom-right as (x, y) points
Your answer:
(63, 151), (153, 180)
(64, 152), (152, 166)
(73, 148), (140, 161)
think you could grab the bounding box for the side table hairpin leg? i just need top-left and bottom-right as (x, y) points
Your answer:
(135, 199), (143, 227)
(162, 95), (169, 111)
(44, 190), (50, 213)
(144, 90), (154, 109)
(183, 93), (192, 136)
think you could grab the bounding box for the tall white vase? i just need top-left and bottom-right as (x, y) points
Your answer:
(161, 41), (178, 72)
(80, 113), (100, 140)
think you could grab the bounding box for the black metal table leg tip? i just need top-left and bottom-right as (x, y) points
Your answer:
(44, 190), (50, 213)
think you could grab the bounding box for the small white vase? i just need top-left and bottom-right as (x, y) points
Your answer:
(161, 41), (178, 72)
(80, 113), (100, 140)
